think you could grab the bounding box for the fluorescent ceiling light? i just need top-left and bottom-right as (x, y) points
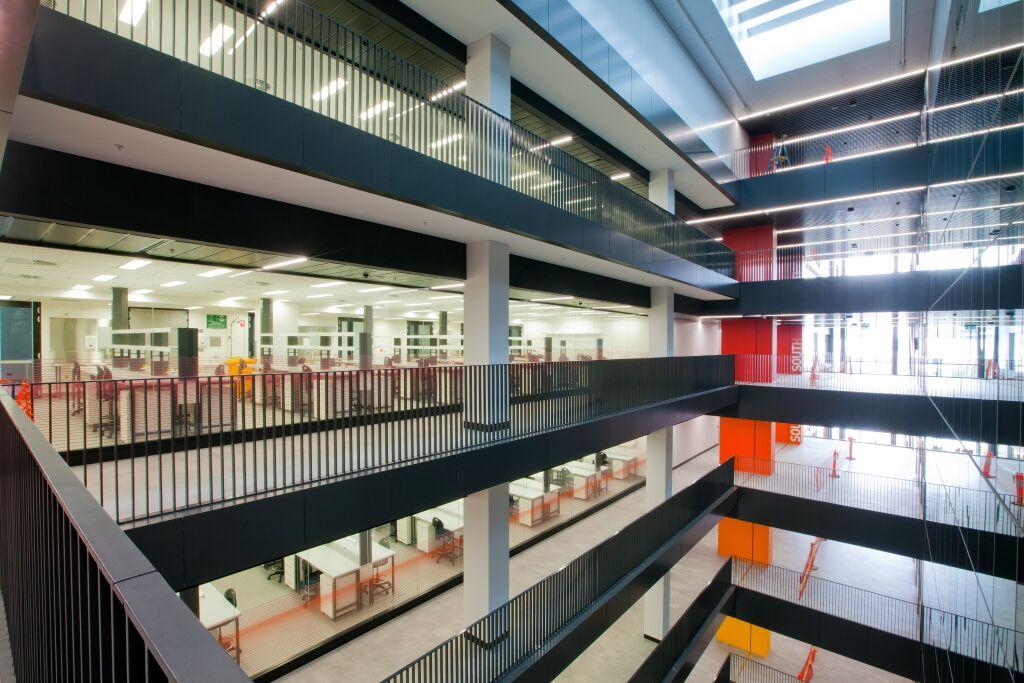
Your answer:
(429, 134), (463, 149)
(359, 286), (393, 293)
(261, 257), (307, 270)
(597, 305), (632, 309)
(92, 274), (117, 282)
(580, 311), (609, 315)
(430, 294), (461, 300)
(688, 186), (926, 224)
(224, 296), (246, 302)
(161, 281), (185, 288)
(228, 270), (251, 278)
(299, 312), (323, 316)
(312, 79), (346, 101)
(511, 171), (539, 181)
(531, 296), (573, 302)
(359, 101), (394, 120)
(118, 0), (150, 26)
(71, 284), (93, 291)
(0, 295), (12, 301)
(185, 306), (203, 310)
(429, 282), (464, 290)
(198, 268), (233, 278)
(930, 172), (1023, 189)
(131, 289), (153, 295)
(610, 172), (630, 181)
(529, 135), (572, 152)
(199, 24), (234, 56)
(310, 281), (345, 289)
(119, 259), (152, 271)
(530, 180), (560, 190)
(261, 290), (289, 295)
(307, 294), (331, 299)
(429, 80), (466, 101)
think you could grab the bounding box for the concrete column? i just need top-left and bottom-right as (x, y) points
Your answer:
(111, 287), (129, 330)
(648, 169), (676, 214)
(359, 305), (374, 371)
(462, 240), (510, 631)
(644, 285), (675, 641)
(0, 0), (38, 172)
(438, 310), (448, 359)
(177, 328), (199, 378)
(259, 298), (274, 362)
(466, 35), (511, 185)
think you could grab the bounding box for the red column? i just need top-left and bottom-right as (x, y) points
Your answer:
(723, 225), (776, 283)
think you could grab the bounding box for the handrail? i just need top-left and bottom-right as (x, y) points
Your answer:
(42, 0), (734, 277)
(728, 653), (800, 682)
(0, 391), (248, 681)
(383, 460), (735, 682)
(7, 355), (734, 524)
(733, 559), (1024, 673)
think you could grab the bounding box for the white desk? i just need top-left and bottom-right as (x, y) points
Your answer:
(294, 546), (360, 619)
(198, 583), (241, 662)
(510, 478), (561, 526)
(412, 509), (463, 553)
(329, 536), (397, 605)
(555, 461), (600, 500)
(584, 451), (638, 479)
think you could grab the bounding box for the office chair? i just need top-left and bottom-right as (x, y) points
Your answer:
(215, 364), (226, 376)
(224, 588), (238, 607)
(432, 517), (460, 565)
(379, 538), (391, 549)
(509, 495), (520, 522)
(218, 634), (241, 660)
(264, 559), (284, 583)
(362, 559), (393, 602)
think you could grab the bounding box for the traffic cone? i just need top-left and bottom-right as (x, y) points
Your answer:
(983, 449), (995, 478)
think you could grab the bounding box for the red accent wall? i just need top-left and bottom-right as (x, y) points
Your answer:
(723, 225), (776, 282)
(776, 323), (803, 375)
(722, 318), (775, 382)
(747, 132), (775, 178)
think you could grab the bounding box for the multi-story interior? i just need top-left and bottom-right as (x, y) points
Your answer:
(0, 0), (1021, 681)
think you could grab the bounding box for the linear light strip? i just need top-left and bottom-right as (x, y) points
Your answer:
(687, 186), (926, 224)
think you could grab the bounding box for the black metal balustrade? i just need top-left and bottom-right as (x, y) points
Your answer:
(383, 460), (735, 682)
(0, 391), (248, 682)
(6, 356), (733, 524)
(42, 0), (733, 277)
(716, 653), (800, 682)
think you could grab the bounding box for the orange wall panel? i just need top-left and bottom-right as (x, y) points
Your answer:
(717, 518), (773, 564)
(716, 617), (771, 656)
(775, 422), (803, 445)
(721, 417), (775, 474)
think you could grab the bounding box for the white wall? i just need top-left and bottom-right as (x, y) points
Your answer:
(672, 318), (721, 466)
(187, 308), (251, 358)
(517, 315), (648, 359)
(41, 301), (111, 363)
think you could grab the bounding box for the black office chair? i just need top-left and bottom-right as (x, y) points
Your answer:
(362, 559), (393, 602)
(264, 559), (284, 583)
(432, 517), (461, 565)
(224, 588), (238, 607)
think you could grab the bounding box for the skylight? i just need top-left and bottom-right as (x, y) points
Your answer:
(978, 0), (1020, 12)
(716, 0), (891, 80)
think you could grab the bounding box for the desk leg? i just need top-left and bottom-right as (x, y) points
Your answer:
(233, 617), (241, 663)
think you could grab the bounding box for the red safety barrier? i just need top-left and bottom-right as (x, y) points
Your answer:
(829, 450), (839, 478)
(809, 355), (819, 387)
(846, 436), (855, 461)
(1014, 473), (1024, 507)
(983, 449), (996, 479)
(798, 646), (818, 681)
(798, 538), (823, 600)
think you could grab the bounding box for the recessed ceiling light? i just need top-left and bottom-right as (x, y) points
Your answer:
(92, 274), (117, 282)
(198, 268), (233, 278)
(261, 290), (289, 295)
(307, 294), (331, 299)
(429, 134), (463, 149)
(131, 289), (153, 295)
(359, 100), (394, 120)
(185, 306), (203, 310)
(119, 259), (152, 271)
(610, 172), (630, 181)
(0, 295), (12, 301)
(71, 284), (93, 291)
(161, 281), (185, 288)
(359, 286), (393, 293)
(430, 282), (465, 290)
(227, 271), (252, 278)
(310, 281), (346, 288)
(261, 257), (307, 270)
(430, 294), (461, 300)
(511, 171), (540, 181)
(224, 296), (246, 301)
(531, 296), (573, 302)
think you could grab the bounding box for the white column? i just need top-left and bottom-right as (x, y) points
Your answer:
(466, 35), (511, 185)
(648, 168), (676, 215)
(463, 240), (511, 630)
(644, 285), (675, 640)
(0, 0), (38, 171)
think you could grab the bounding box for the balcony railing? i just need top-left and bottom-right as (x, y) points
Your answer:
(733, 560), (1024, 674)
(733, 457), (1024, 537)
(722, 653), (800, 682)
(728, 47), (1023, 180)
(732, 354), (1024, 402)
(0, 390), (247, 682)
(383, 460), (734, 682)
(42, 0), (733, 277)
(5, 356), (733, 524)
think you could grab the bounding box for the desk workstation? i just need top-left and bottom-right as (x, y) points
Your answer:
(198, 582), (242, 662)
(396, 501), (464, 558)
(582, 450), (639, 479)
(548, 461), (610, 500)
(283, 534), (396, 619)
(509, 477), (561, 526)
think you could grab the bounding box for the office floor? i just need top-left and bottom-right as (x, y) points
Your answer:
(280, 451), (722, 682)
(204, 448), (646, 678)
(737, 437), (1024, 536)
(743, 369), (1023, 401)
